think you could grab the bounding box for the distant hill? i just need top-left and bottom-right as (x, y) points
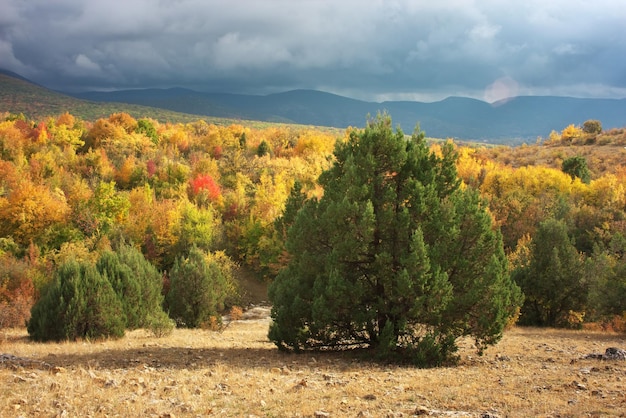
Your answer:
(0, 71), (243, 125)
(73, 88), (626, 145)
(2, 69), (625, 145)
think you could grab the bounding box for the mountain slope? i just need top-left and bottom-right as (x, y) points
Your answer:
(2, 69), (625, 144)
(0, 73), (235, 124)
(74, 88), (626, 144)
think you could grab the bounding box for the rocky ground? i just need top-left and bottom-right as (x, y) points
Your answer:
(1, 309), (626, 417)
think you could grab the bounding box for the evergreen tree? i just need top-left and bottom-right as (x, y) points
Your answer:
(166, 247), (237, 328)
(27, 259), (125, 341)
(136, 118), (158, 144)
(268, 114), (522, 365)
(513, 218), (588, 327)
(257, 140), (271, 157)
(97, 243), (165, 329)
(562, 156), (591, 184)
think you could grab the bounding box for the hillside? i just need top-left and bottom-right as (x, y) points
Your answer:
(73, 87), (626, 145)
(0, 72), (243, 126)
(3, 69), (625, 144)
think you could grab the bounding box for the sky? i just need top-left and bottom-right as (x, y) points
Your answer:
(1, 0), (625, 103)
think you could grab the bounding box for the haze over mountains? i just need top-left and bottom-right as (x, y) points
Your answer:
(69, 88), (626, 144)
(2, 69), (626, 145)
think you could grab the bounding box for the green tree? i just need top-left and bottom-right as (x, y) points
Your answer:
(562, 156), (591, 184)
(513, 218), (588, 327)
(89, 181), (130, 236)
(27, 259), (126, 341)
(257, 140), (271, 157)
(136, 119), (159, 144)
(268, 114), (522, 365)
(96, 243), (165, 329)
(586, 234), (626, 323)
(166, 247), (237, 328)
(582, 119), (602, 135)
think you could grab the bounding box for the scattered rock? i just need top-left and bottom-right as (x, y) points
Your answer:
(583, 347), (626, 361)
(314, 411), (330, 417)
(0, 353), (52, 369)
(603, 347), (626, 360)
(412, 406), (476, 416)
(51, 366), (66, 374)
(12, 374), (28, 383)
(362, 394), (377, 401)
(270, 366), (290, 375)
(413, 405), (430, 415)
(241, 306), (272, 321)
(291, 379), (308, 391)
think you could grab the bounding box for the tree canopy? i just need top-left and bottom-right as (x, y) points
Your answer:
(268, 114), (523, 365)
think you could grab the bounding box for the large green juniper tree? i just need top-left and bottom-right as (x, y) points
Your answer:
(268, 114), (522, 366)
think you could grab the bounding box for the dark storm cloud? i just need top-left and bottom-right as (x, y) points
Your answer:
(1, 0), (625, 102)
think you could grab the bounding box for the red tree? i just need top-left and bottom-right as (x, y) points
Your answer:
(190, 174), (221, 201)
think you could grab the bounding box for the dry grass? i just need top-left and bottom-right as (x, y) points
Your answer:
(1, 315), (625, 417)
(475, 144), (626, 179)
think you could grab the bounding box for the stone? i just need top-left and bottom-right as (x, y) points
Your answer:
(413, 405), (430, 415)
(603, 347), (626, 360)
(583, 347), (626, 361)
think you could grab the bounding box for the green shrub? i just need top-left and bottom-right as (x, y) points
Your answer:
(257, 140), (271, 157)
(562, 155), (591, 184)
(145, 310), (175, 338)
(166, 247), (237, 328)
(27, 259), (125, 341)
(513, 218), (588, 327)
(582, 119), (602, 135)
(97, 243), (165, 329)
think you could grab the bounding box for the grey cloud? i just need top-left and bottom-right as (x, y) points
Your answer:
(0, 0), (625, 101)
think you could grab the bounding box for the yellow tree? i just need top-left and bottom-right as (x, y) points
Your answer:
(0, 180), (70, 246)
(560, 124), (583, 143)
(121, 184), (156, 246)
(108, 112), (138, 134)
(0, 120), (26, 162)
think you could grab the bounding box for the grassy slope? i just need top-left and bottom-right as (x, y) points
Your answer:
(0, 74), (204, 123)
(475, 142), (626, 179)
(0, 73), (338, 133)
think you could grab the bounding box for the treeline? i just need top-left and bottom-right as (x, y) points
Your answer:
(0, 111), (335, 338)
(0, 111), (625, 339)
(458, 120), (626, 328)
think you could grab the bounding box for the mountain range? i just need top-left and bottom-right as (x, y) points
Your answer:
(69, 88), (626, 144)
(2, 68), (626, 145)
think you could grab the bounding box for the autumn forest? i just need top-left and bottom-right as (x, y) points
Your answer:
(1, 110), (626, 341)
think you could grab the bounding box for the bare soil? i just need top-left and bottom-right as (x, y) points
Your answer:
(1, 315), (625, 417)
